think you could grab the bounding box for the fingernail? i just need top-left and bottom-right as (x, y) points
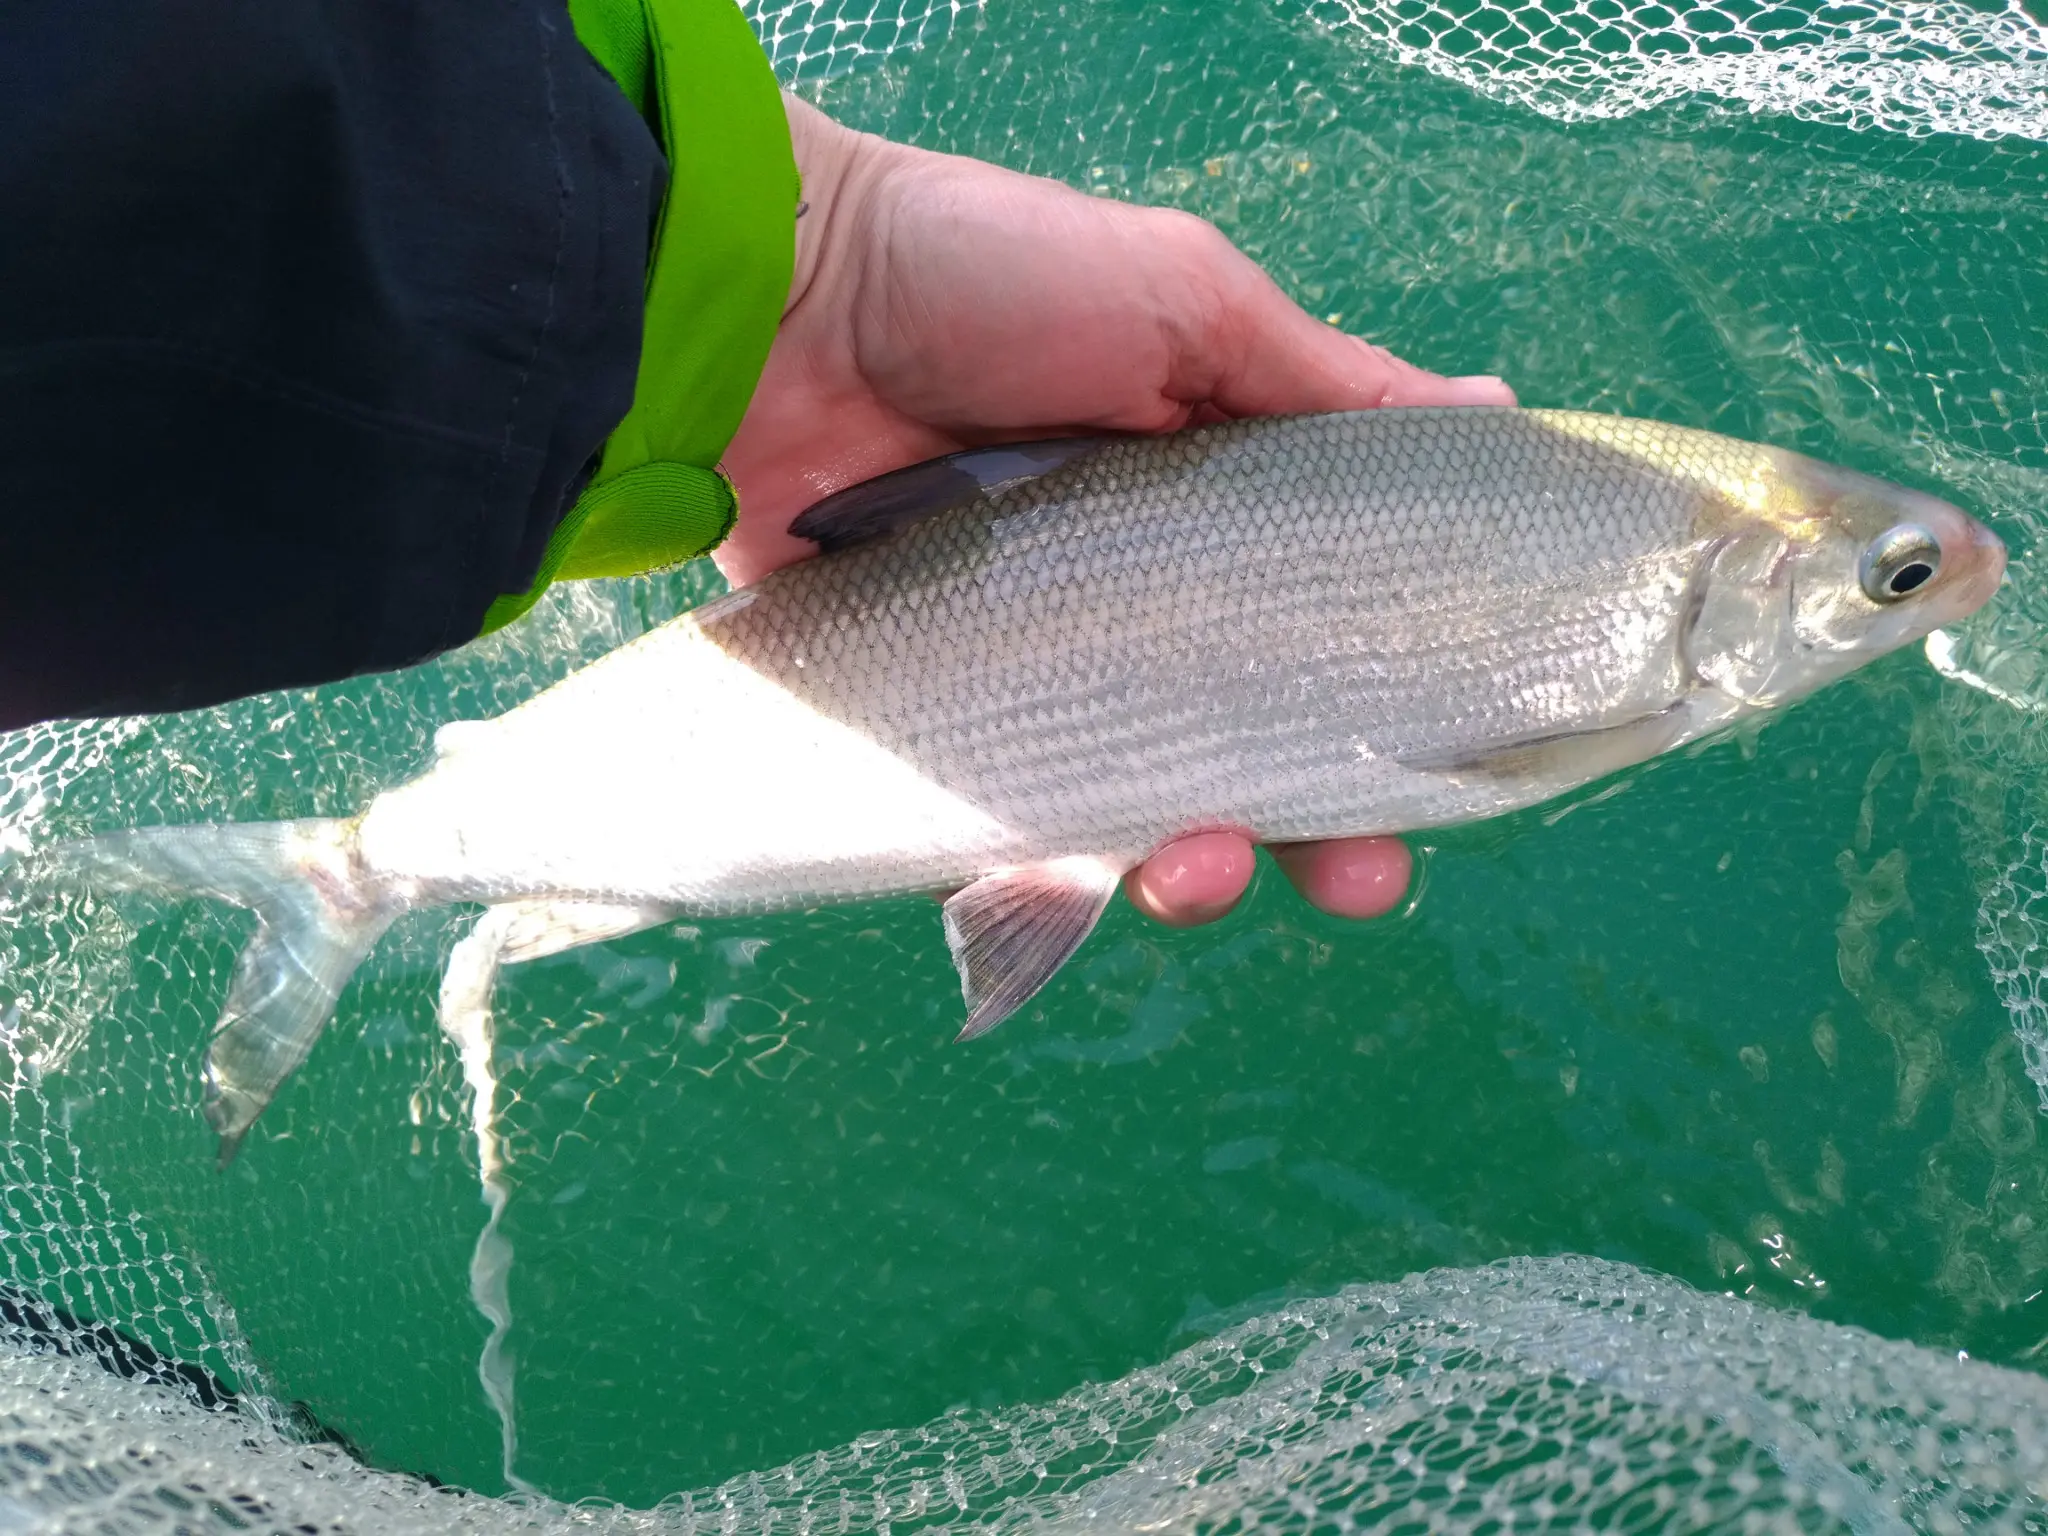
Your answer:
(1446, 374), (1516, 406)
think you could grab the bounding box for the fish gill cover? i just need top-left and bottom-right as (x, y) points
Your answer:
(0, 0), (2045, 1528)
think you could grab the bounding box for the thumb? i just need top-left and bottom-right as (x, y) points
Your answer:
(1163, 220), (1514, 417)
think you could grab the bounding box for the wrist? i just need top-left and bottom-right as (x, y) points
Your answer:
(781, 94), (904, 321)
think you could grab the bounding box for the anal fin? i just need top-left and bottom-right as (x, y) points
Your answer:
(437, 897), (679, 1179)
(438, 898), (679, 1075)
(435, 898), (676, 1496)
(485, 899), (679, 969)
(942, 857), (1124, 1042)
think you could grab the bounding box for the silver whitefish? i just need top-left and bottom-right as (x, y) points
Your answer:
(38, 409), (2005, 1159)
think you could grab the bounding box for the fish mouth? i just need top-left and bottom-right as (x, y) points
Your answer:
(1943, 515), (2009, 621)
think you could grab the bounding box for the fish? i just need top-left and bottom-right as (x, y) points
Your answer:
(27, 408), (2005, 1162)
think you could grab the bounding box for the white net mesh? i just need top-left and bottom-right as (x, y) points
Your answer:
(8, 1249), (2048, 1533)
(750, 0), (977, 80)
(2, 0), (2048, 1529)
(1306, 0), (2048, 140)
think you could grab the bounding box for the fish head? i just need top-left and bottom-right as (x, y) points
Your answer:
(1680, 451), (2005, 710)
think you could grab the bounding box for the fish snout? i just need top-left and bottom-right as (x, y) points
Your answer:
(1943, 513), (2009, 621)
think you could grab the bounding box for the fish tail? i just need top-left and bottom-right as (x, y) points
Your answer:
(40, 819), (405, 1165)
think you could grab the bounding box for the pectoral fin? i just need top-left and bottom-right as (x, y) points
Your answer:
(942, 857), (1125, 1041)
(1397, 704), (1691, 788)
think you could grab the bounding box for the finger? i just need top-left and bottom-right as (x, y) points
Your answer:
(1270, 837), (1413, 919)
(1161, 217), (1514, 419)
(1125, 830), (1257, 927)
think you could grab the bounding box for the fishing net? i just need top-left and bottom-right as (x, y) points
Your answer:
(1306, 0), (2048, 140)
(750, 0), (973, 79)
(2, 0), (2047, 1530)
(9, 1249), (2048, 1534)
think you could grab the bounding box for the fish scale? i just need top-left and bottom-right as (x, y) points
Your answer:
(30, 407), (2002, 1157)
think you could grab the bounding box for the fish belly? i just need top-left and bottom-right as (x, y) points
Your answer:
(354, 621), (1039, 912)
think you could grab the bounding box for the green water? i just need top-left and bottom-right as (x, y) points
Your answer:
(10, 0), (2048, 1510)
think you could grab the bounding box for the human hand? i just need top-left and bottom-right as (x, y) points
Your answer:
(720, 96), (1511, 927)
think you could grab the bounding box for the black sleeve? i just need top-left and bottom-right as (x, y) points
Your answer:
(0, 1), (663, 729)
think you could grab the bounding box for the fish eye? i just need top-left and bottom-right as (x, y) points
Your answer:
(1858, 524), (1942, 603)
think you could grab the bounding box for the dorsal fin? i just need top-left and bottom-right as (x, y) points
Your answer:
(789, 437), (1116, 553)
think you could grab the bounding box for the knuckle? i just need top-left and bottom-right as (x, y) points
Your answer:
(1152, 207), (1234, 262)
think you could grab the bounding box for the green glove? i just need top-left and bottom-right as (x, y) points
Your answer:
(484, 0), (798, 631)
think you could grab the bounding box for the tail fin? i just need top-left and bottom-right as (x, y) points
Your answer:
(40, 820), (404, 1165)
